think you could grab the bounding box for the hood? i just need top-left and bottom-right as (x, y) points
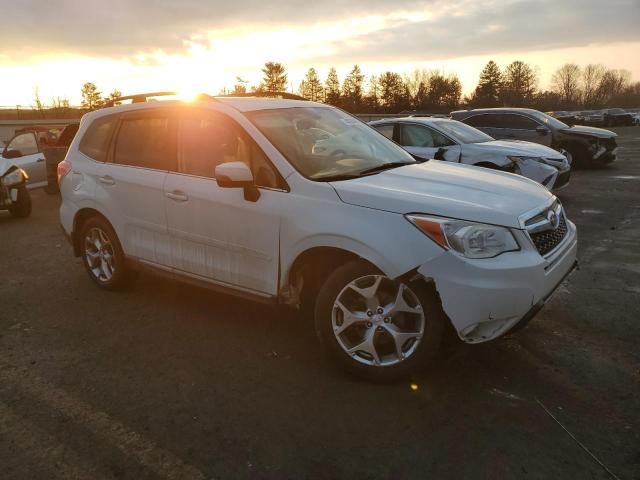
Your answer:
(470, 140), (566, 159)
(330, 161), (552, 228)
(561, 125), (617, 139)
(0, 158), (16, 177)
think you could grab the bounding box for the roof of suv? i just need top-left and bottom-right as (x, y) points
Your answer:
(91, 95), (322, 119)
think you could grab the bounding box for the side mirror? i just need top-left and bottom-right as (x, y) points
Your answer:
(3, 149), (22, 159)
(215, 161), (260, 202)
(536, 126), (549, 136)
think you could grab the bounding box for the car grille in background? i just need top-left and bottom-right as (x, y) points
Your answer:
(529, 215), (568, 256)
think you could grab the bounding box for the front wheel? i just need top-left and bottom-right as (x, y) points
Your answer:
(8, 186), (32, 218)
(79, 216), (129, 290)
(314, 260), (445, 381)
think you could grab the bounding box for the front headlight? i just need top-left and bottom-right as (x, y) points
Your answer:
(406, 215), (520, 259)
(1, 168), (26, 187)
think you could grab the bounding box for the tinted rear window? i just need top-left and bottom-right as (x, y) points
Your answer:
(113, 117), (173, 170)
(79, 116), (116, 162)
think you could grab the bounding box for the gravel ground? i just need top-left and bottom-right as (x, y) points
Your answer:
(1, 127), (639, 480)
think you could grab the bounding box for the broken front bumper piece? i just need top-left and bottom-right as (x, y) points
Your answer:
(417, 219), (578, 343)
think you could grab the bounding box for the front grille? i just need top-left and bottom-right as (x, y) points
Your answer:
(529, 215), (568, 256)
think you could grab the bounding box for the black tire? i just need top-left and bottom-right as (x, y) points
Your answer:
(79, 216), (129, 290)
(8, 186), (32, 218)
(314, 259), (446, 382)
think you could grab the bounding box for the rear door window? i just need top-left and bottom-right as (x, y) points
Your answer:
(113, 115), (174, 170)
(464, 114), (496, 128)
(503, 114), (539, 130)
(79, 116), (116, 162)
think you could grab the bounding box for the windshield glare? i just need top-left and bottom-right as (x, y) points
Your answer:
(529, 110), (569, 129)
(432, 120), (494, 144)
(246, 107), (415, 180)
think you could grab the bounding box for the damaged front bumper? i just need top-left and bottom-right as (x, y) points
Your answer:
(416, 219), (578, 343)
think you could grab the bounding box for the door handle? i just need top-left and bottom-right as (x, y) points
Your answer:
(99, 175), (115, 186)
(166, 190), (188, 202)
(36, 157), (45, 162)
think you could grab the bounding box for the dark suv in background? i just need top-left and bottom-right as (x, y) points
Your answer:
(451, 108), (618, 168)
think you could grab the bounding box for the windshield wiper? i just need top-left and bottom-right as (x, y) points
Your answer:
(358, 161), (415, 175)
(313, 172), (363, 182)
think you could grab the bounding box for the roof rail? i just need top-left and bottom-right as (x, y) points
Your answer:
(217, 91), (307, 101)
(105, 91), (177, 107)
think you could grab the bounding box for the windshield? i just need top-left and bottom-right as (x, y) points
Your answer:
(431, 120), (493, 144)
(246, 107), (416, 180)
(528, 110), (569, 129)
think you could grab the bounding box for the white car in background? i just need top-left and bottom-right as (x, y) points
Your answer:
(59, 93), (577, 381)
(369, 117), (571, 190)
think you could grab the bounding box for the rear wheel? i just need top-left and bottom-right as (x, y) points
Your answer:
(79, 216), (129, 290)
(314, 260), (445, 381)
(8, 186), (32, 218)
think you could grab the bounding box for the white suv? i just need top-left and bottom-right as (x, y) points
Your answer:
(59, 94), (577, 380)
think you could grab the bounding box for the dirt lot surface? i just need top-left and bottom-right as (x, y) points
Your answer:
(1, 127), (639, 479)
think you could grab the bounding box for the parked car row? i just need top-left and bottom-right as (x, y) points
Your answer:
(450, 108), (619, 168)
(54, 93), (577, 381)
(549, 108), (637, 127)
(368, 116), (571, 189)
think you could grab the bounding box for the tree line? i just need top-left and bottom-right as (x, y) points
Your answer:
(14, 61), (640, 121)
(468, 60), (637, 111)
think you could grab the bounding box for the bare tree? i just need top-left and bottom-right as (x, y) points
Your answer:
(32, 87), (45, 117)
(582, 64), (606, 108)
(551, 64), (582, 108)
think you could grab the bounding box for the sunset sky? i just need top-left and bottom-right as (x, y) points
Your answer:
(0, 0), (638, 106)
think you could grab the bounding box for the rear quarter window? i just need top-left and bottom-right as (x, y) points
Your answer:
(79, 116), (117, 162)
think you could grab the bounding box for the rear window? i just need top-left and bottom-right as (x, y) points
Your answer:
(79, 116), (116, 162)
(113, 116), (173, 170)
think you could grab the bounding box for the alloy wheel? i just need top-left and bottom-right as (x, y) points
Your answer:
(332, 275), (426, 367)
(84, 227), (116, 282)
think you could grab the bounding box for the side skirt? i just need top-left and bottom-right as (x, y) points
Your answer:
(128, 257), (279, 306)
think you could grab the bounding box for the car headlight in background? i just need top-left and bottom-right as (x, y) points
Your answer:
(406, 214), (520, 259)
(1, 168), (27, 187)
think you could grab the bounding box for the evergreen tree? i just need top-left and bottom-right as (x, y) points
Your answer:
(300, 68), (323, 101)
(472, 60), (503, 107)
(502, 61), (537, 107)
(341, 65), (365, 111)
(261, 62), (288, 93)
(325, 67), (341, 106)
(81, 82), (104, 111)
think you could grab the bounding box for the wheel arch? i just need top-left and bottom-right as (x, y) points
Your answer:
(282, 245), (380, 310)
(71, 207), (117, 257)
